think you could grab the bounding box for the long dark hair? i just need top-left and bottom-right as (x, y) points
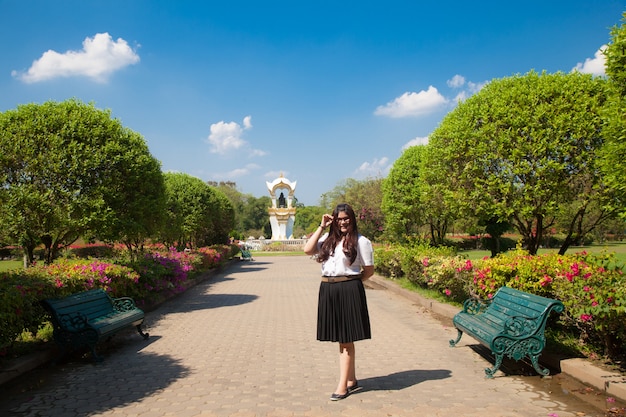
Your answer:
(318, 203), (359, 264)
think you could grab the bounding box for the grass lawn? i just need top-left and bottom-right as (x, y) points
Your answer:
(0, 259), (23, 272)
(246, 251), (305, 257)
(462, 241), (626, 264)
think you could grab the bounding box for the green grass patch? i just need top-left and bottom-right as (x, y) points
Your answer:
(461, 241), (626, 264)
(0, 260), (23, 272)
(247, 251), (306, 257)
(393, 277), (463, 308)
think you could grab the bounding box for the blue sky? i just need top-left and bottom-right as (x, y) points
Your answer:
(1, 1), (624, 206)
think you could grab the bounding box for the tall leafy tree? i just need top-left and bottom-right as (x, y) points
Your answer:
(160, 173), (232, 249)
(208, 181), (245, 236)
(321, 177), (385, 241)
(600, 13), (626, 218)
(208, 188), (236, 245)
(293, 205), (326, 237)
(428, 71), (610, 255)
(0, 99), (163, 264)
(383, 145), (460, 246)
(93, 130), (166, 258)
(382, 146), (428, 243)
(242, 195), (271, 237)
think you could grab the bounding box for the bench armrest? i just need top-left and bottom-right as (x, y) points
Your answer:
(112, 297), (139, 312)
(461, 297), (491, 315)
(503, 315), (539, 337)
(57, 311), (90, 332)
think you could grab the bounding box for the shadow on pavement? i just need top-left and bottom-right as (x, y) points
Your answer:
(0, 347), (190, 416)
(359, 368), (452, 391)
(466, 344), (560, 377)
(166, 293), (259, 312)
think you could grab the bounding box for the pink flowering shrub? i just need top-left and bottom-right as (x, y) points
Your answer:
(375, 244), (626, 359)
(125, 245), (230, 305)
(375, 244), (470, 302)
(550, 252), (626, 357)
(470, 249), (563, 299)
(0, 245), (232, 352)
(471, 249), (626, 358)
(40, 259), (141, 296)
(397, 244), (457, 285)
(373, 246), (404, 278)
(0, 259), (140, 350)
(419, 256), (474, 303)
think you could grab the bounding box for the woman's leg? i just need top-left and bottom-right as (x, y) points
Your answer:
(335, 342), (356, 394)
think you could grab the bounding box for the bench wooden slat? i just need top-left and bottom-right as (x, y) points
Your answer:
(449, 286), (564, 378)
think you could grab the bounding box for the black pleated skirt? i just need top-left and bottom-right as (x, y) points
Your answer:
(317, 279), (371, 343)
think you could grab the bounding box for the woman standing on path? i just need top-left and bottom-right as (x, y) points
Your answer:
(303, 203), (375, 401)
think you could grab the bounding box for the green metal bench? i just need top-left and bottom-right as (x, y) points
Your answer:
(449, 286), (564, 378)
(42, 289), (149, 361)
(240, 248), (254, 261)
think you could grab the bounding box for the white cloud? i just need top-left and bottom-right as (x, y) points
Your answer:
(264, 170), (290, 179)
(402, 136), (429, 149)
(447, 76), (486, 103)
(208, 120), (247, 153)
(447, 74), (465, 88)
(353, 157), (391, 177)
(573, 46), (607, 76)
(243, 115), (252, 129)
(466, 80), (485, 93)
(250, 149), (269, 157)
(207, 115), (268, 157)
(452, 91), (468, 103)
(374, 86), (448, 118)
(213, 163), (261, 179)
(12, 32), (139, 83)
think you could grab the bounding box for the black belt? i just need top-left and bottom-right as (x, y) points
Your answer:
(321, 274), (362, 283)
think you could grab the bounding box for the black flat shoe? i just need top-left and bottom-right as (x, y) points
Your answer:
(330, 391), (350, 401)
(347, 381), (360, 393)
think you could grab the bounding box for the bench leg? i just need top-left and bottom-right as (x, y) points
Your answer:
(485, 353), (504, 378)
(136, 324), (149, 340)
(530, 354), (550, 376)
(90, 345), (104, 362)
(449, 329), (463, 347)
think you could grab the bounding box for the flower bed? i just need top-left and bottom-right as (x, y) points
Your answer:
(0, 244), (235, 354)
(375, 245), (626, 361)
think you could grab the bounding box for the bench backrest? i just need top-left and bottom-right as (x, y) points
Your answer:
(483, 287), (564, 335)
(43, 289), (115, 323)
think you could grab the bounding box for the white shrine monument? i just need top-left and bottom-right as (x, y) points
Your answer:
(266, 174), (297, 240)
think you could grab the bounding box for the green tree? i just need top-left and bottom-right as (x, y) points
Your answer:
(321, 177), (385, 241)
(161, 173), (231, 249)
(293, 205), (326, 237)
(383, 145), (460, 246)
(209, 188), (236, 245)
(93, 130), (166, 259)
(382, 146), (428, 243)
(0, 99), (163, 264)
(207, 182), (272, 239)
(428, 71), (610, 255)
(242, 195), (271, 237)
(208, 181), (245, 236)
(600, 13), (626, 218)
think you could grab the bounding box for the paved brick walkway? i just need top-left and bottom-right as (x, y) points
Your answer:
(0, 256), (617, 416)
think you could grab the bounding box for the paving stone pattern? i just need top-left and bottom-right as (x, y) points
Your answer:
(0, 256), (615, 417)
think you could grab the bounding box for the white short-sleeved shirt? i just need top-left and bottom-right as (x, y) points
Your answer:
(317, 234), (374, 276)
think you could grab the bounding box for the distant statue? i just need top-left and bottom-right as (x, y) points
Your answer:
(266, 174), (297, 240)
